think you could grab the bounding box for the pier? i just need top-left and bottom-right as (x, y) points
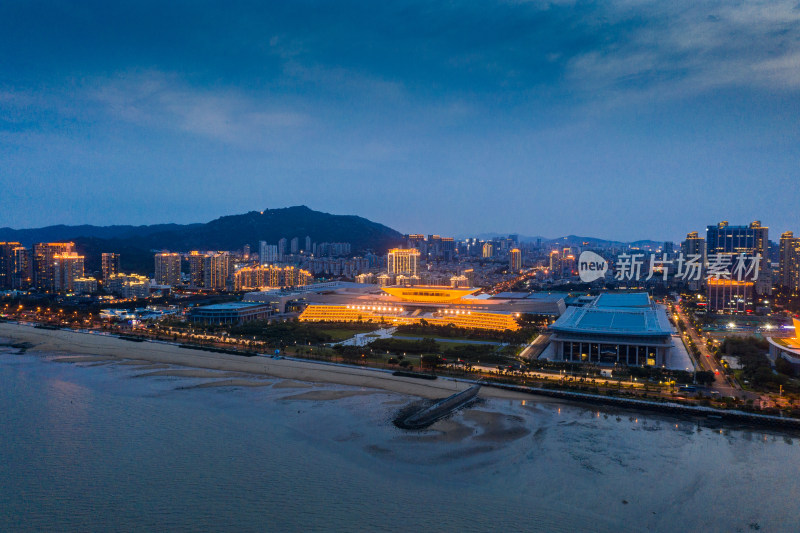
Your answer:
(395, 384), (482, 429)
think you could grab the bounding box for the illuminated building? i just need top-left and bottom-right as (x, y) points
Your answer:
(189, 302), (271, 325)
(233, 265), (312, 291)
(549, 293), (675, 367)
(681, 231), (706, 262)
(0, 242), (21, 289)
(387, 248), (420, 277)
(154, 253), (182, 286)
(11, 246), (32, 289)
(463, 268), (475, 286)
(779, 231), (800, 293)
(482, 242), (494, 258)
(549, 250), (561, 275)
(450, 274), (469, 288)
(706, 220), (768, 257)
(203, 253), (232, 290)
(510, 248), (522, 273)
(707, 221), (770, 294)
(405, 234), (426, 252)
(106, 273), (151, 299)
(187, 251), (206, 288)
(53, 253), (85, 293)
(101, 253), (121, 281)
(707, 278), (753, 313)
(33, 242), (75, 292)
(296, 285), (563, 332)
(73, 277), (98, 295)
(355, 272), (376, 284)
(767, 319), (800, 375)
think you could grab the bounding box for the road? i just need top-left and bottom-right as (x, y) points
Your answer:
(673, 304), (742, 397)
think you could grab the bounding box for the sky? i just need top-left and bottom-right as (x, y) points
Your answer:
(1, 1), (798, 241)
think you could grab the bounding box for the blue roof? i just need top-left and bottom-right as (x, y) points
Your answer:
(594, 293), (651, 308)
(549, 292), (673, 337)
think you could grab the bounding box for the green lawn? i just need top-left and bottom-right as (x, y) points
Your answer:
(317, 327), (379, 342)
(392, 332), (485, 343)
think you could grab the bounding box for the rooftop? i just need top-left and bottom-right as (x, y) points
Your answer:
(593, 293), (652, 309)
(195, 302), (267, 311)
(549, 292), (672, 337)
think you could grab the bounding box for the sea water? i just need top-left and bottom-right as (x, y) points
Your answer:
(1, 346), (799, 532)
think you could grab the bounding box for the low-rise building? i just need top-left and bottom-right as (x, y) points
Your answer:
(548, 292), (675, 367)
(189, 302), (272, 325)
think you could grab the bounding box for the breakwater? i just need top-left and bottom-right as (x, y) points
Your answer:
(395, 384), (481, 429)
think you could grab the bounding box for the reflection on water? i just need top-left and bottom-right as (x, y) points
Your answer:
(1, 349), (799, 532)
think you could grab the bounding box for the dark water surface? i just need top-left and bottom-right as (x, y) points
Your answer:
(1, 347), (799, 532)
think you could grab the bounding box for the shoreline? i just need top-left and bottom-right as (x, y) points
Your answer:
(2, 322), (799, 431)
(0, 322), (528, 401)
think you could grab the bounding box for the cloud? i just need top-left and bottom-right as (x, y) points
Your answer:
(564, 0), (800, 101)
(86, 71), (312, 147)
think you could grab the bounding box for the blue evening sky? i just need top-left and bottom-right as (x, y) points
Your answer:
(1, 1), (798, 241)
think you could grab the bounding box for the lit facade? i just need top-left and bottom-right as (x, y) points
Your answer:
(33, 242), (75, 292)
(387, 248), (420, 276)
(767, 319), (800, 375)
(106, 273), (151, 299)
(189, 302), (271, 325)
(706, 278), (753, 313)
(154, 253), (182, 286)
(298, 285), (524, 332)
(779, 231), (800, 293)
(233, 265), (312, 291)
(203, 253), (231, 290)
(188, 251), (205, 288)
(510, 248), (522, 273)
(0, 242), (21, 289)
(53, 253), (85, 293)
(101, 253), (121, 281)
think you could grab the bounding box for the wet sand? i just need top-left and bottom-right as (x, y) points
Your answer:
(0, 323), (529, 401)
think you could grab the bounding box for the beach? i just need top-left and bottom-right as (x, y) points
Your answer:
(0, 322), (527, 402)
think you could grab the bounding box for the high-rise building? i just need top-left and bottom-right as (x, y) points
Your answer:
(101, 253), (121, 281)
(203, 253), (231, 290)
(278, 238), (287, 261)
(11, 246), (32, 289)
(0, 242), (21, 289)
(706, 221), (768, 257)
(259, 241), (278, 264)
(154, 252), (182, 286)
(33, 242), (75, 292)
(779, 231), (800, 293)
(681, 232), (706, 263)
(549, 250), (561, 276)
(305, 236), (311, 253)
(510, 248), (522, 273)
(53, 253), (85, 293)
(290, 237), (299, 255)
(706, 221), (769, 294)
(482, 242), (494, 258)
(188, 251), (206, 288)
(387, 248), (420, 277)
(234, 265), (312, 290)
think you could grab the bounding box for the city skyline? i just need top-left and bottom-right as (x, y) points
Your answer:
(1, 1), (798, 239)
